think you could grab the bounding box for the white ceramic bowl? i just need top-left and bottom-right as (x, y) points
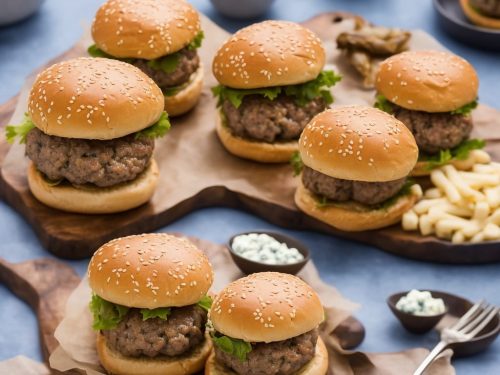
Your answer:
(210, 0), (275, 19)
(0, 0), (44, 26)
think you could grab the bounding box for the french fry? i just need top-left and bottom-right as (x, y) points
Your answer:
(413, 198), (447, 215)
(471, 149), (491, 164)
(471, 232), (485, 243)
(419, 214), (433, 236)
(484, 187), (500, 208)
(483, 223), (500, 240)
(473, 201), (490, 222)
(443, 165), (483, 201)
(431, 170), (461, 203)
(424, 188), (442, 199)
(451, 231), (465, 244)
(402, 210), (419, 231)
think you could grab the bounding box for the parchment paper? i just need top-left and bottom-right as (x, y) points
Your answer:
(49, 235), (454, 375)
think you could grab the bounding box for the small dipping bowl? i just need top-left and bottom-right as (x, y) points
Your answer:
(227, 230), (310, 275)
(387, 290), (448, 334)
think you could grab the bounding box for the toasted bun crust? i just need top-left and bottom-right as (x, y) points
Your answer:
(164, 65), (204, 117)
(97, 332), (212, 375)
(295, 180), (419, 231)
(216, 111), (297, 163)
(27, 160), (159, 214)
(376, 50), (479, 113)
(299, 106), (418, 182)
(210, 272), (323, 343)
(460, 0), (500, 29)
(28, 57), (164, 140)
(88, 233), (214, 309)
(213, 20), (325, 89)
(204, 337), (328, 375)
(92, 0), (201, 59)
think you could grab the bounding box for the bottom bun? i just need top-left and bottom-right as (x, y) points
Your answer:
(460, 0), (500, 29)
(215, 111), (298, 163)
(205, 336), (328, 375)
(294, 180), (419, 231)
(27, 159), (159, 214)
(164, 64), (204, 117)
(97, 331), (212, 375)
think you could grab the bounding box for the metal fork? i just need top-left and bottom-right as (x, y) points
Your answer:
(413, 301), (499, 375)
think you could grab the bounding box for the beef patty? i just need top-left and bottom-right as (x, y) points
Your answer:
(302, 166), (406, 206)
(133, 47), (200, 90)
(26, 127), (154, 187)
(393, 106), (472, 154)
(102, 305), (207, 358)
(222, 95), (327, 143)
(214, 329), (318, 375)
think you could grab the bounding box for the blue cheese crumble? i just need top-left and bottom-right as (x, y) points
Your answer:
(231, 233), (304, 265)
(396, 290), (446, 316)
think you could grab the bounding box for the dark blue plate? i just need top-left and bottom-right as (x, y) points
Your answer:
(433, 0), (500, 51)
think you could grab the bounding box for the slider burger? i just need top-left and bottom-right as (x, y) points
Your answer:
(205, 272), (328, 375)
(375, 50), (483, 175)
(88, 233), (214, 375)
(89, 0), (204, 116)
(294, 106), (421, 232)
(6, 57), (168, 214)
(212, 20), (341, 163)
(459, 0), (500, 29)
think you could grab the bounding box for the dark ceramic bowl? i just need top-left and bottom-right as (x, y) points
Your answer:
(387, 290), (448, 334)
(433, 0), (500, 51)
(227, 230), (310, 275)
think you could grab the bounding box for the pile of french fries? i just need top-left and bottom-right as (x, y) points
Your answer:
(402, 150), (500, 243)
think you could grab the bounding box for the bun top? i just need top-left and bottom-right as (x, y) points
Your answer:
(88, 233), (214, 309)
(299, 106), (418, 182)
(28, 57), (164, 140)
(212, 20), (325, 89)
(376, 50), (478, 113)
(210, 272), (324, 343)
(92, 0), (201, 59)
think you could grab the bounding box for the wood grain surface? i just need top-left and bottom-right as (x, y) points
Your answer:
(0, 235), (365, 370)
(1, 13), (500, 263)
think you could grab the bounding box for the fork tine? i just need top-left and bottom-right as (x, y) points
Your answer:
(465, 307), (499, 338)
(460, 304), (495, 334)
(452, 300), (485, 331)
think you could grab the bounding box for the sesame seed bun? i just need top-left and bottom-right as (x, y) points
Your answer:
(210, 272), (324, 343)
(299, 106), (418, 182)
(212, 20), (325, 89)
(460, 0), (500, 29)
(164, 64), (204, 117)
(294, 179), (421, 231)
(375, 50), (479, 113)
(27, 160), (159, 214)
(91, 0), (201, 59)
(28, 57), (164, 140)
(216, 111), (298, 163)
(88, 233), (214, 309)
(204, 336), (328, 375)
(97, 331), (212, 375)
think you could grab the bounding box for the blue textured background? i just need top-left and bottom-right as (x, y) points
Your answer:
(0, 1), (499, 374)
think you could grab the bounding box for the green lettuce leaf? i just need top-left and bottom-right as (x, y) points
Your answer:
(212, 85), (281, 108)
(187, 30), (204, 50)
(290, 151), (304, 177)
(197, 295), (213, 312)
(422, 138), (485, 170)
(374, 94), (394, 114)
(87, 44), (135, 63)
(450, 99), (478, 115)
(140, 307), (171, 321)
(89, 295), (130, 330)
(135, 112), (171, 139)
(147, 53), (180, 74)
(211, 333), (252, 361)
(283, 70), (341, 106)
(5, 113), (35, 144)
(212, 70), (341, 109)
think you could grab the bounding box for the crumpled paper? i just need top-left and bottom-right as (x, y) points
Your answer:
(49, 235), (454, 375)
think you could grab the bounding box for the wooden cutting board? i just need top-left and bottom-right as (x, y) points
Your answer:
(1, 12), (500, 263)
(0, 235), (365, 369)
